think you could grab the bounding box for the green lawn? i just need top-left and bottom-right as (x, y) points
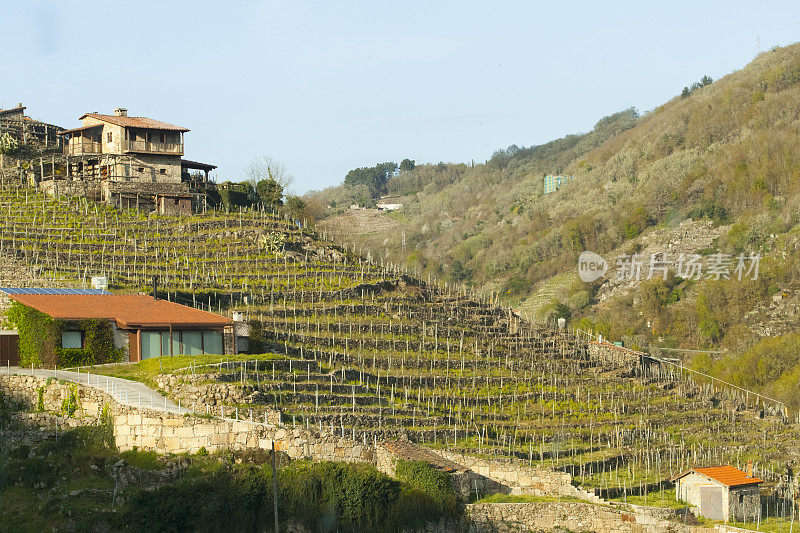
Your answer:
(83, 353), (285, 389)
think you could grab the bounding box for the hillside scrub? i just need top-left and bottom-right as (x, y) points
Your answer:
(314, 42), (800, 408)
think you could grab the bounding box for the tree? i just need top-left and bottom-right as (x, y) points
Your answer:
(681, 86), (691, 99)
(399, 158), (416, 172)
(256, 179), (284, 206)
(343, 162), (397, 198)
(284, 195), (306, 221)
(245, 156), (293, 207)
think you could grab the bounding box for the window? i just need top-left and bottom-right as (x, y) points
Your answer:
(137, 167), (145, 173)
(61, 331), (82, 349)
(107, 132), (113, 143)
(160, 133), (165, 144)
(739, 493), (744, 504)
(159, 168), (167, 175)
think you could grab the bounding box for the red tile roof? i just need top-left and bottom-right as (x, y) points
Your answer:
(77, 113), (190, 132)
(671, 466), (763, 487)
(59, 123), (104, 135)
(8, 294), (231, 329)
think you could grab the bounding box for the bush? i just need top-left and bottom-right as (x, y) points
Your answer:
(121, 460), (459, 532)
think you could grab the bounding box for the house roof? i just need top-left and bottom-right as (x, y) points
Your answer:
(181, 159), (217, 171)
(76, 113), (190, 132)
(670, 466), (763, 487)
(7, 294), (232, 329)
(59, 123), (104, 135)
(0, 107), (25, 117)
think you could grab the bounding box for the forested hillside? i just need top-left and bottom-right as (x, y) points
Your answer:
(313, 42), (800, 409)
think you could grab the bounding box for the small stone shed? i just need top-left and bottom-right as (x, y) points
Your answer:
(671, 465), (762, 522)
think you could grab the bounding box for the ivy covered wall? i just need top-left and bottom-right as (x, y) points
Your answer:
(4, 301), (122, 367)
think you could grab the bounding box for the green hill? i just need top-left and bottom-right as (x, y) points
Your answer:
(313, 42), (800, 410)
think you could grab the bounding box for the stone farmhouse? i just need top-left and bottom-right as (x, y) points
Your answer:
(0, 104), (64, 167)
(5, 292), (234, 362)
(671, 464), (763, 522)
(36, 107), (216, 215)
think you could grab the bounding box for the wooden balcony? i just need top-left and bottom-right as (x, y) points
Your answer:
(64, 142), (101, 156)
(123, 140), (184, 156)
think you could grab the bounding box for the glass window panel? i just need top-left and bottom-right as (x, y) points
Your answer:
(172, 331), (182, 355)
(61, 331), (82, 349)
(141, 331), (161, 359)
(182, 331), (203, 356)
(203, 331), (223, 355)
(161, 331), (170, 356)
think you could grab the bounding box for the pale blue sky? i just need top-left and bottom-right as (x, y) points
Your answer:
(2, 1), (799, 193)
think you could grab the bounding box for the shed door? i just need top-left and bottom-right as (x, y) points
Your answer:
(700, 486), (724, 520)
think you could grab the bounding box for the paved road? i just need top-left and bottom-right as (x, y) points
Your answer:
(4, 366), (188, 414)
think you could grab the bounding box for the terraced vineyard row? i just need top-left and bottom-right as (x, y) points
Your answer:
(0, 183), (796, 499)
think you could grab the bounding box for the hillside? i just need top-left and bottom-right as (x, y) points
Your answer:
(313, 42), (800, 411)
(0, 180), (796, 509)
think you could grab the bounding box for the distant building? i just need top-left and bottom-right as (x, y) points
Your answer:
(543, 174), (573, 195)
(376, 196), (404, 211)
(6, 292), (234, 362)
(52, 108), (216, 214)
(671, 465), (762, 522)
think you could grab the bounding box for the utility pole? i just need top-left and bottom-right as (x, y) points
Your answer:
(272, 441), (279, 533)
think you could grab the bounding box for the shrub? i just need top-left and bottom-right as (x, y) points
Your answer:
(61, 384), (79, 417)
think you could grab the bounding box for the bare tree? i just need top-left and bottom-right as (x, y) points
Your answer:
(245, 156), (294, 190)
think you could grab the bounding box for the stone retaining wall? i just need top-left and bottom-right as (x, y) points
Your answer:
(589, 341), (643, 367)
(436, 449), (574, 497)
(463, 502), (694, 533)
(0, 374), (370, 462)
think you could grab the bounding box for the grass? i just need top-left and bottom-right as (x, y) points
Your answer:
(119, 449), (165, 470)
(85, 353), (286, 389)
(611, 489), (688, 509)
(477, 494), (587, 504)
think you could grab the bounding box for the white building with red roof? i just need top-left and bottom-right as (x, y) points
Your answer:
(670, 464), (762, 522)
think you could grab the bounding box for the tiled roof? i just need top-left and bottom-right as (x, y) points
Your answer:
(671, 465), (763, 487)
(77, 113), (190, 132)
(0, 107), (25, 116)
(8, 294), (231, 328)
(59, 123), (103, 135)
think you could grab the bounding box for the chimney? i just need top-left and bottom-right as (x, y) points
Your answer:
(17, 103), (23, 108)
(747, 460), (753, 477)
(114, 107), (128, 117)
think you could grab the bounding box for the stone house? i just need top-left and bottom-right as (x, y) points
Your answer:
(54, 108), (216, 214)
(671, 465), (762, 522)
(6, 292), (234, 362)
(0, 104), (64, 167)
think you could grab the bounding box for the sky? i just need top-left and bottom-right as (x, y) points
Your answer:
(2, 1), (800, 193)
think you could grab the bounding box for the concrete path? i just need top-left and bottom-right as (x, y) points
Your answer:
(4, 366), (188, 415)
